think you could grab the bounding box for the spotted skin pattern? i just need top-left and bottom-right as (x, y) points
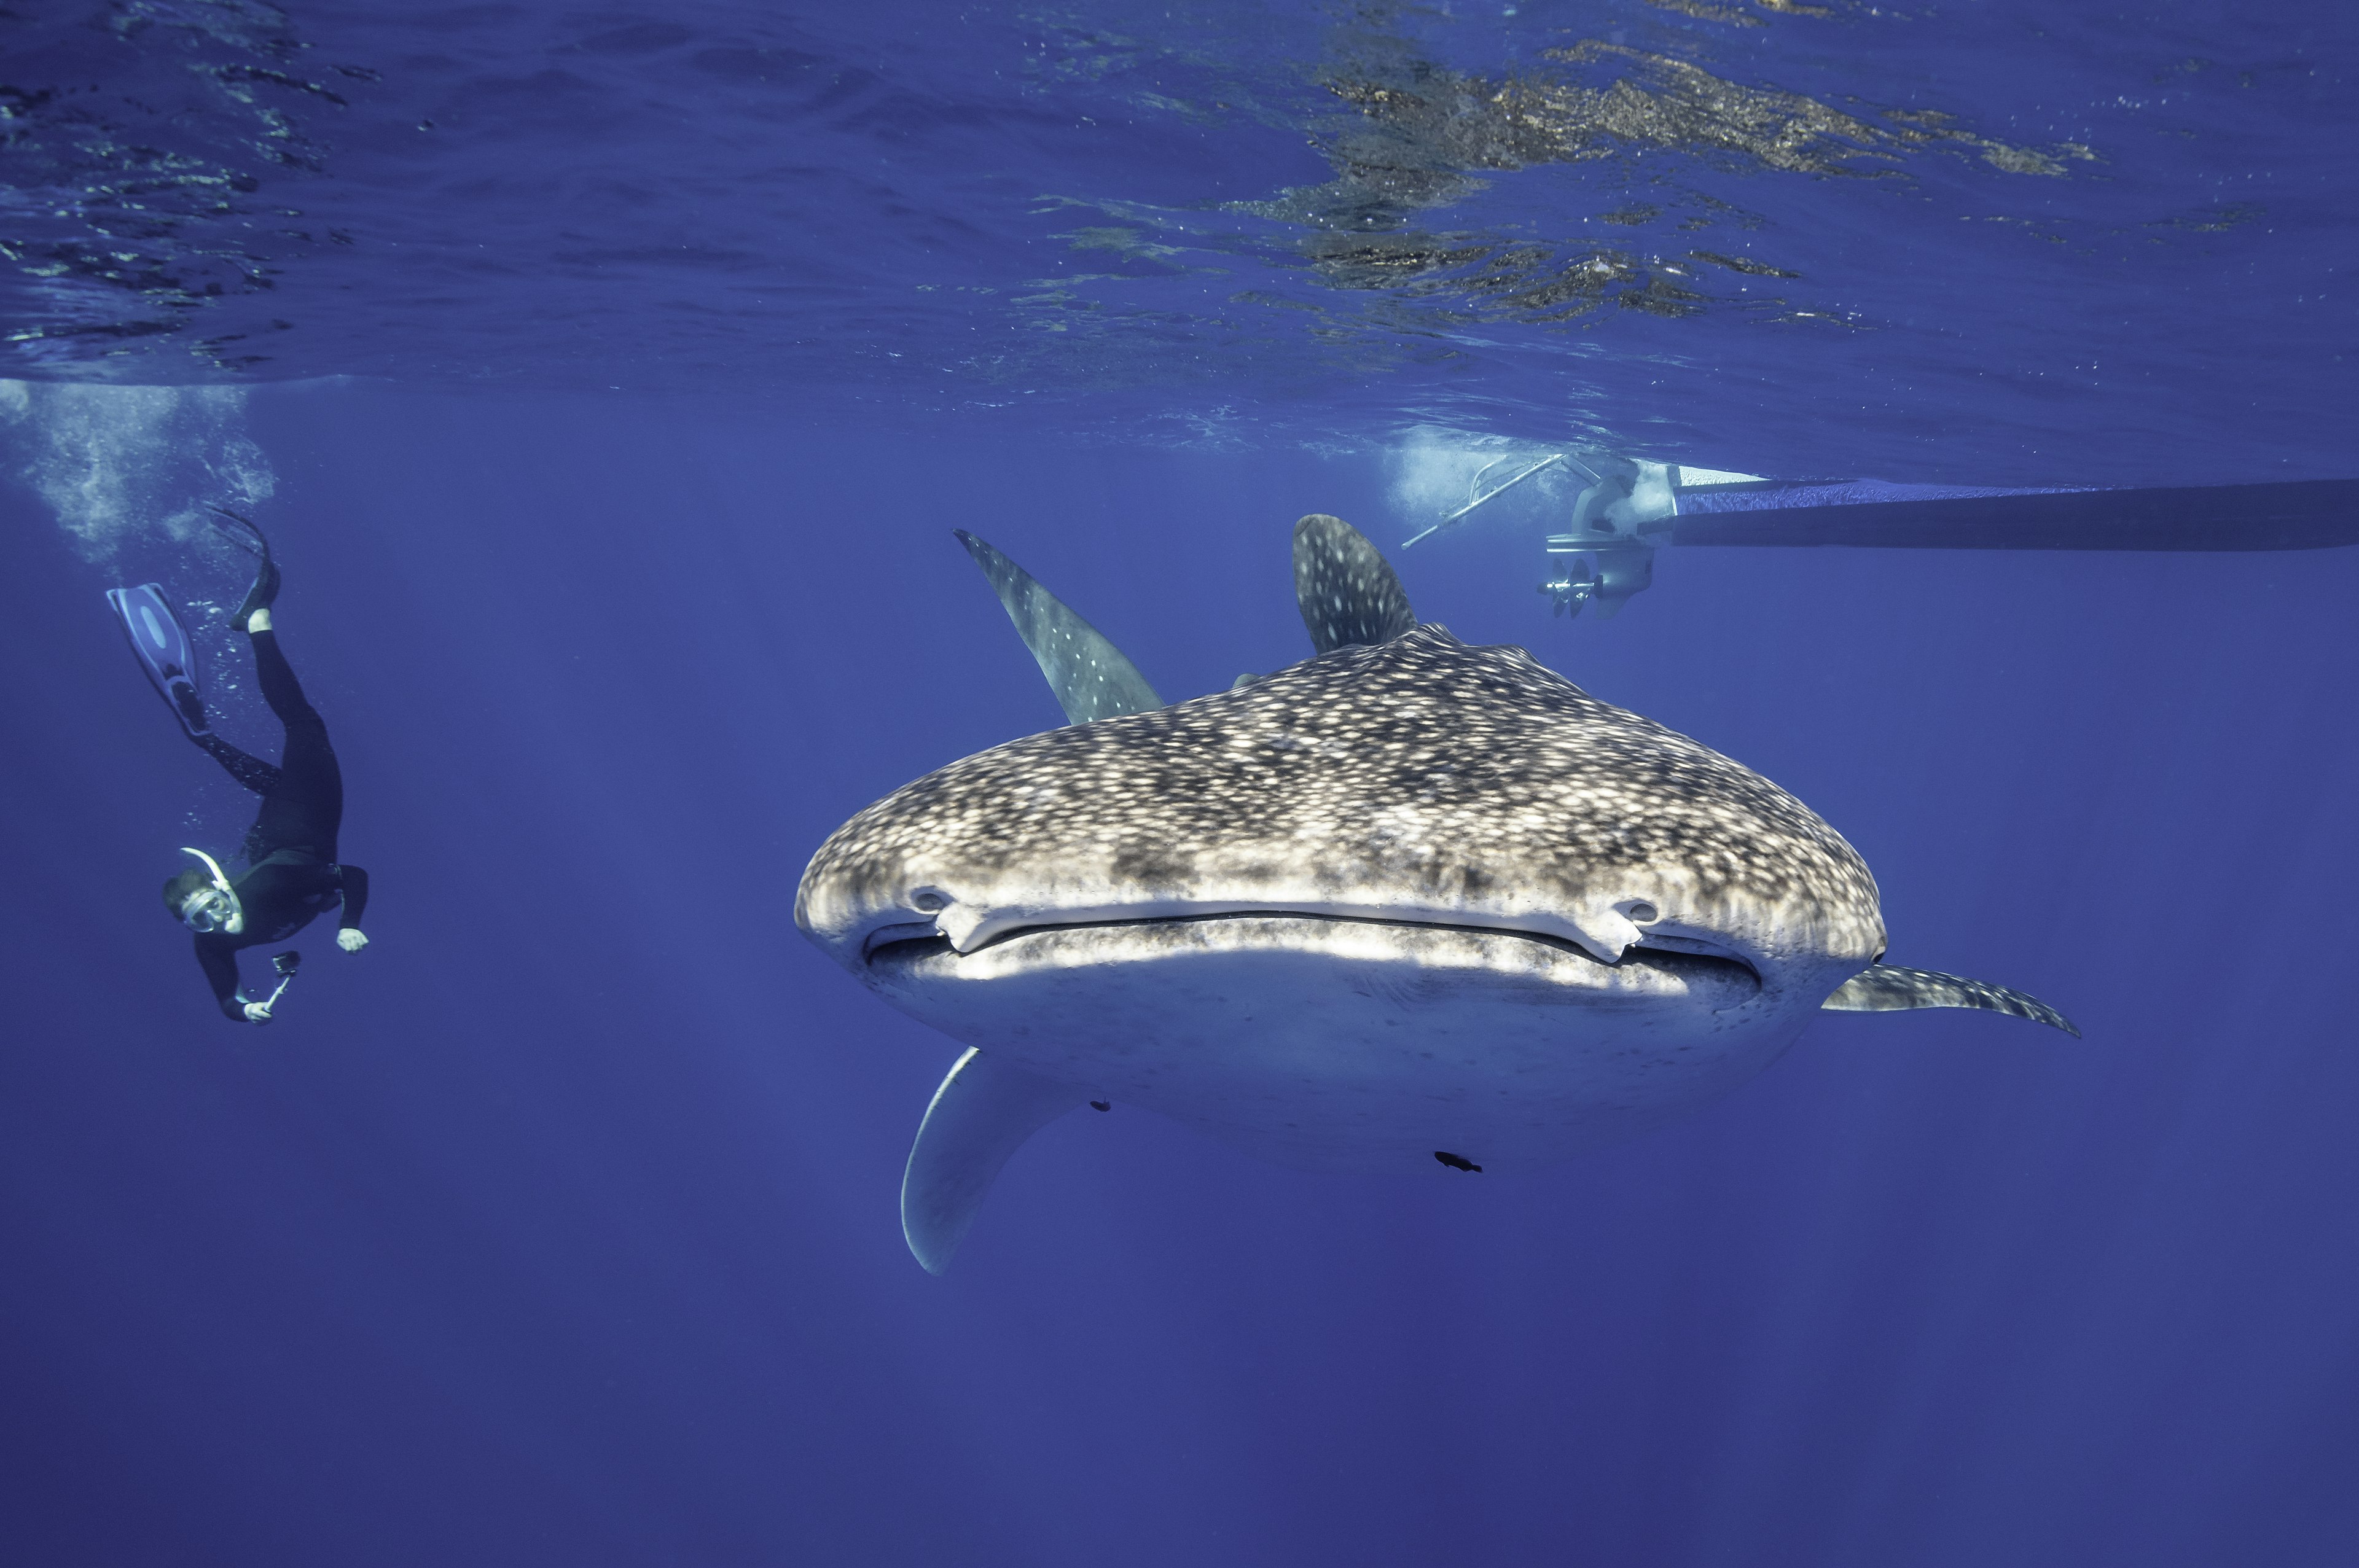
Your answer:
(797, 624), (1887, 984)
(1293, 512), (1418, 653)
(953, 529), (1161, 725)
(1825, 963), (2079, 1036)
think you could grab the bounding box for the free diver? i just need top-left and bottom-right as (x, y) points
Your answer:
(113, 510), (372, 1023)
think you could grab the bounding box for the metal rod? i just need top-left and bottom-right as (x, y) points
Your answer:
(1402, 453), (1567, 547)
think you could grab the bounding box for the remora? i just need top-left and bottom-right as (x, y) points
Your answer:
(797, 515), (2074, 1273)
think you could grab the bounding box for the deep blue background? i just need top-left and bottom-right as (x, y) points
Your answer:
(2, 382), (2355, 1565)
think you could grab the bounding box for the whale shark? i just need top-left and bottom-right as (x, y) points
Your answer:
(797, 516), (2073, 1273)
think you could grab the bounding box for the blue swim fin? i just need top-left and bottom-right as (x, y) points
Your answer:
(208, 506), (280, 630)
(106, 583), (211, 738)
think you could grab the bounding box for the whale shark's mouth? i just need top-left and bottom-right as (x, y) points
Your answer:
(863, 910), (1763, 988)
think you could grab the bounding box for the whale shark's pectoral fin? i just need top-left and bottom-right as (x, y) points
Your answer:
(1294, 513), (1418, 654)
(1822, 964), (2080, 1037)
(902, 1048), (1093, 1275)
(954, 530), (1163, 724)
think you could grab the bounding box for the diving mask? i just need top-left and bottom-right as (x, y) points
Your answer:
(179, 847), (245, 935)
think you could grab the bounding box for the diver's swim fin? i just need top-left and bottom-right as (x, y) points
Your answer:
(1821, 962), (2079, 1037)
(106, 584), (211, 738)
(1293, 513), (1417, 654)
(902, 1047), (1092, 1274)
(955, 530), (1163, 725)
(208, 506), (279, 630)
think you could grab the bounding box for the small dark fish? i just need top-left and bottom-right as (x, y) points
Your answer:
(1089, 1100), (1110, 1112)
(1433, 1150), (1482, 1172)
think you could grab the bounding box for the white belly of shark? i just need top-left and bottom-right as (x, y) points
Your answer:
(867, 914), (1810, 1174)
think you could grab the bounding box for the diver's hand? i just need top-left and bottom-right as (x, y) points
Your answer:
(337, 928), (369, 953)
(243, 1002), (274, 1024)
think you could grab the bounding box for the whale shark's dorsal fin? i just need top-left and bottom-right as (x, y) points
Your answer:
(955, 530), (1163, 724)
(1823, 963), (2079, 1037)
(902, 1048), (1092, 1274)
(1294, 513), (1417, 654)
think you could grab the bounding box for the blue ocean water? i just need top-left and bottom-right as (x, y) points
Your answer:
(2, 4), (2356, 1565)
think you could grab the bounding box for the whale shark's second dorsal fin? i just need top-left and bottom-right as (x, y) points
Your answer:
(1822, 963), (2079, 1037)
(1294, 513), (1417, 654)
(902, 1048), (1093, 1274)
(956, 530), (1163, 724)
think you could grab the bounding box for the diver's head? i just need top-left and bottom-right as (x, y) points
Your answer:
(166, 849), (245, 934)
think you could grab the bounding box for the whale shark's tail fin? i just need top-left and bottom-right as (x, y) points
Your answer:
(1294, 513), (1417, 654)
(955, 530), (1163, 725)
(1822, 963), (2079, 1037)
(902, 1048), (1093, 1274)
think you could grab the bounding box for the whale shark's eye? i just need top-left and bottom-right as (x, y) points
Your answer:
(910, 887), (949, 913)
(1625, 902), (1659, 924)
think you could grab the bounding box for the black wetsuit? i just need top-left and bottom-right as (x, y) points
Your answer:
(189, 628), (369, 1021)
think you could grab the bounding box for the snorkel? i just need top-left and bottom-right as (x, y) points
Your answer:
(178, 847), (246, 935)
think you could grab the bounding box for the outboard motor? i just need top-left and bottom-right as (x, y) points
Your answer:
(1535, 454), (1675, 618)
(1407, 447), (1764, 622)
(1541, 537), (1654, 620)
